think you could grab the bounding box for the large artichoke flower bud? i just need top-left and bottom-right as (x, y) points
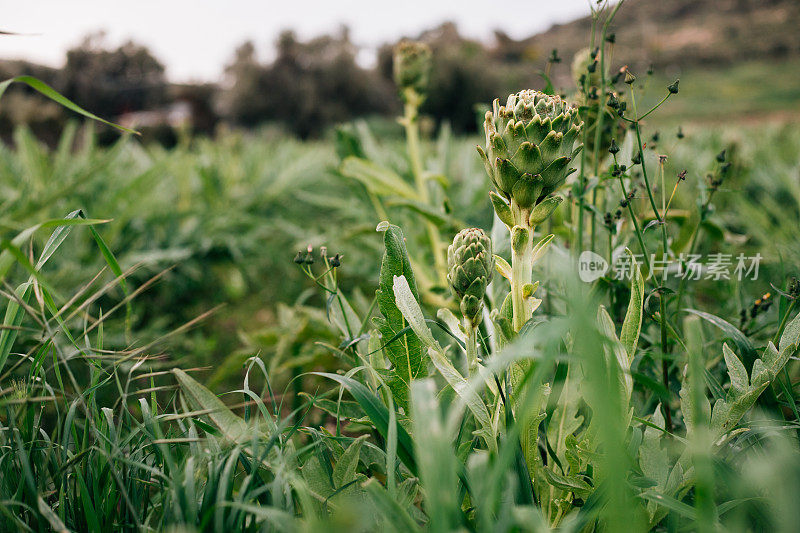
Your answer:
(478, 90), (582, 227)
(447, 228), (494, 325)
(393, 40), (432, 101)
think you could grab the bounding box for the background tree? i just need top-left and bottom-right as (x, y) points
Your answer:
(59, 32), (168, 118)
(220, 29), (394, 137)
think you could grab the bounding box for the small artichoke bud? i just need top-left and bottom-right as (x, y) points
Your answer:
(481, 90), (582, 212)
(293, 251), (305, 264)
(624, 69), (636, 85)
(393, 40), (432, 98)
(447, 228), (494, 324)
(608, 138), (620, 155)
(529, 195), (564, 226)
(667, 79), (680, 94)
(329, 254), (341, 268)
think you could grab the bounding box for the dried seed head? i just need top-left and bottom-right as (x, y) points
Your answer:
(667, 79), (680, 94)
(624, 69), (636, 85)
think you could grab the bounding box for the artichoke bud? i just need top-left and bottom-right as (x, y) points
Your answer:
(530, 195), (564, 226)
(489, 191), (515, 228)
(482, 90), (582, 207)
(393, 40), (432, 98)
(496, 158), (521, 197)
(447, 228), (494, 324)
(511, 173), (543, 209)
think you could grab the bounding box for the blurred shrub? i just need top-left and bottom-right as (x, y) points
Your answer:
(219, 29), (396, 138)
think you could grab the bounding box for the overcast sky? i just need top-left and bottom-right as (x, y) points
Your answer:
(3, 0), (592, 82)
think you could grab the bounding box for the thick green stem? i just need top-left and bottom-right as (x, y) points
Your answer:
(464, 317), (479, 377)
(403, 97), (447, 284)
(511, 211), (534, 332)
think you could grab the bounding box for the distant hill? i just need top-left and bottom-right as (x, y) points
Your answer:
(497, 0), (799, 78)
(491, 0), (800, 123)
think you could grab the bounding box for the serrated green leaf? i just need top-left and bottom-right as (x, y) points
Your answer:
(333, 435), (368, 487)
(375, 224), (426, 408)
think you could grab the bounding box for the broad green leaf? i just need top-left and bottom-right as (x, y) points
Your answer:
(436, 307), (466, 344)
(722, 343), (748, 396)
(598, 306), (632, 400)
(541, 467), (592, 495)
(385, 198), (463, 229)
(333, 435), (368, 488)
(311, 372), (417, 475)
(375, 224), (426, 408)
(619, 251), (644, 361)
(340, 157), (418, 199)
(172, 368), (254, 444)
(393, 274), (496, 451)
(547, 361), (584, 469)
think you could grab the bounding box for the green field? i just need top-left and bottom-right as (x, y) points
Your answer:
(3, 12), (800, 533)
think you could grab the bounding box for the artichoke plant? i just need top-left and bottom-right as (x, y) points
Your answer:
(478, 90), (582, 226)
(447, 228), (493, 326)
(478, 90), (582, 332)
(393, 40), (432, 102)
